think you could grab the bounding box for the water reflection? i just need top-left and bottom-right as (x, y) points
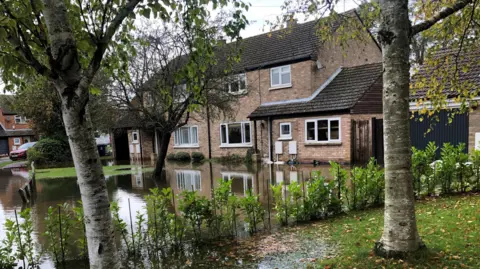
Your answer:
(0, 161), (338, 268)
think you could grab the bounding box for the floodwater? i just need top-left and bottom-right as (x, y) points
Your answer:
(0, 161), (337, 268)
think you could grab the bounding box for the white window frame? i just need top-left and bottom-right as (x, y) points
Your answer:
(279, 122), (292, 140)
(176, 170), (202, 191)
(173, 125), (199, 148)
(224, 73), (247, 94)
(220, 121), (252, 147)
(14, 115), (27, 124)
(13, 138), (21, 145)
(221, 172), (254, 195)
(132, 130), (139, 144)
(304, 118), (341, 143)
(270, 65), (292, 88)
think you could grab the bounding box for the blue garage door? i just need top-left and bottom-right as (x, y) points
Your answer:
(410, 110), (468, 155)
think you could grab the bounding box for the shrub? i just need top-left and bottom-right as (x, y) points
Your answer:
(191, 152), (205, 163)
(174, 152), (191, 162)
(166, 153), (176, 161)
(27, 138), (71, 166)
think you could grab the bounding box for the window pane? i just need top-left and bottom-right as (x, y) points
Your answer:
(244, 123), (251, 143)
(228, 123), (242, 143)
(281, 124), (290, 135)
(281, 66), (290, 73)
(281, 72), (291, 85)
(239, 75), (246, 90)
(191, 127), (198, 144)
(230, 80), (239, 92)
(330, 120), (339, 140)
(221, 125), (227, 144)
(181, 127), (190, 144)
(271, 69), (280, 85)
(306, 122), (315, 140)
(317, 120), (328, 141)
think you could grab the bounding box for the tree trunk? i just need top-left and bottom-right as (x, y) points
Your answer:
(374, 0), (424, 258)
(154, 131), (172, 179)
(61, 95), (121, 268)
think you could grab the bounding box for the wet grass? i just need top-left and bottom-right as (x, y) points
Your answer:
(314, 193), (480, 268)
(35, 164), (154, 179)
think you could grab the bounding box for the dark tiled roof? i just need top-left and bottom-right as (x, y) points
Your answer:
(233, 20), (319, 71)
(411, 49), (480, 100)
(114, 111), (144, 129)
(0, 95), (16, 115)
(248, 62), (383, 119)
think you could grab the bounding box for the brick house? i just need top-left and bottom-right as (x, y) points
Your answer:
(114, 12), (383, 164)
(0, 95), (36, 155)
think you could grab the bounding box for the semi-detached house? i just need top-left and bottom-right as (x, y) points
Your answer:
(116, 13), (385, 164)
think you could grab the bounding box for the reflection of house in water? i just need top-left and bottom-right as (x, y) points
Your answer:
(222, 172), (254, 196)
(175, 170), (201, 191)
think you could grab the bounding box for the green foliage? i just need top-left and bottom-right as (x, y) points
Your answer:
(178, 190), (213, 240)
(213, 153), (244, 164)
(0, 219), (17, 268)
(44, 203), (77, 266)
(412, 142), (438, 196)
(174, 152), (191, 162)
(470, 150), (480, 191)
(191, 152), (205, 163)
(306, 172), (331, 219)
(245, 148), (255, 164)
(271, 182), (290, 225)
(27, 138), (71, 166)
(166, 153), (176, 161)
(239, 189), (264, 233)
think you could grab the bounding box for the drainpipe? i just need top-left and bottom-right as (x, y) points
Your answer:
(268, 117), (273, 162)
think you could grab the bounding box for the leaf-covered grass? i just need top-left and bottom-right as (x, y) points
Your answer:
(35, 165), (154, 179)
(315, 194), (480, 268)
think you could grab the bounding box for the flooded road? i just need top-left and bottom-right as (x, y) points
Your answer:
(0, 161), (337, 268)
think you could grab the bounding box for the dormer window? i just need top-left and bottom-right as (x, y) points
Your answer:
(224, 73), (246, 94)
(270, 65), (291, 88)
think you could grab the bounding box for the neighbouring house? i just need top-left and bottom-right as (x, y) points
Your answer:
(112, 10), (384, 164)
(409, 49), (480, 154)
(0, 95), (36, 156)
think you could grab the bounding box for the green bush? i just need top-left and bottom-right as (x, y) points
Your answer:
(174, 152), (191, 162)
(166, 153), (176, 161)
(27, 138), (71, 166)
(191, 152), (205, 163)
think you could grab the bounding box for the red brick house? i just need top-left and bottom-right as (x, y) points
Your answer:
(113, 11), (384, 164)
(0, 95), (36, 155)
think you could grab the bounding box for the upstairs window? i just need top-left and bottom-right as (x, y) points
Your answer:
(270, 65), (291, 88)
(220, 122), (251, 146)
(174, 126), (199, 147)
(14, 116), (27, 124)
(224, 73), (246, 94)
(305, 118), (340, 143)
(279, 122), (292, 139)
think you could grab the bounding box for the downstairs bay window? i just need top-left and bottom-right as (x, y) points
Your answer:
(174, 126), (199, 147)
(220, 122), (252, 147)
(305, 118), (340, 143)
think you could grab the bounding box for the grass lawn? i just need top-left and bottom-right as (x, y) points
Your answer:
(0, 160), (23, 168)
(312, 194), (480, 268)
(35, 164), (154, 179)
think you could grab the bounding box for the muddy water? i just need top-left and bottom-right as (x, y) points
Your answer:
(0, 161), (337, 268)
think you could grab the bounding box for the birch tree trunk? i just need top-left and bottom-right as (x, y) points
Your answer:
(374, 0), (425, 257)
(43, 1), (120, 267)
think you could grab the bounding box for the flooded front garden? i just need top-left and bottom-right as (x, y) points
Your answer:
(1, 142), (480, 269)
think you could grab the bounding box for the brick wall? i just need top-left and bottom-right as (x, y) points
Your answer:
(166, 29), (382, 161)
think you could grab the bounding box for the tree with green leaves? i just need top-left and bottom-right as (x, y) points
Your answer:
(107, 18), (246, 179)
(279, 0), (479, 258)
(0, 0), (248, 267)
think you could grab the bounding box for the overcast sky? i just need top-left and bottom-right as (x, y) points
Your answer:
(240, 0), (359, 38)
